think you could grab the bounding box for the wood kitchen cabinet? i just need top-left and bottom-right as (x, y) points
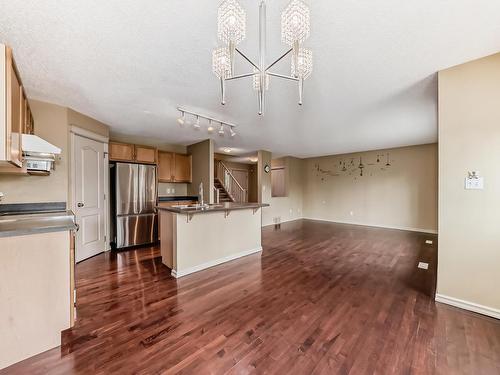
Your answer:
(109, 142), (157, 164)
(173, 153), (192, 182)
(134, 145), (156, 164)
(157, 151), (192, 183)
(0, 44), (24, 170)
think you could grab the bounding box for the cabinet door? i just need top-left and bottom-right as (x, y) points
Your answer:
(8, 59), (22, 167)
(158, 151), (174, 182)
(173, 154), (192, 183)
(109, 142), (134, 162)
(135, 145), (156, 164)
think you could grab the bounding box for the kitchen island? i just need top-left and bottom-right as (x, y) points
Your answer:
(157, 202), (269, 278)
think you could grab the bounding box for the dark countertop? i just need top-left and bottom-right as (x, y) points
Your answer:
(156, 202), (269, 215)
(158, 196), (199, 202)
(0, 210), (77, 238)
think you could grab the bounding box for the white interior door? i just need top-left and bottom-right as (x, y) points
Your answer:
(74, 134), (105, 262)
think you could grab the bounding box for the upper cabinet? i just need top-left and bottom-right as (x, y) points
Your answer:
(134, 145), (156, 164)
(0, 44), (35, 171)
(158, 151), (192, 183)
(109, 142), (157, 164)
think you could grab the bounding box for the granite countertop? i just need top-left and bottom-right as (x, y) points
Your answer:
(0, 203), (77, 238)
(156, 202), (269, 215)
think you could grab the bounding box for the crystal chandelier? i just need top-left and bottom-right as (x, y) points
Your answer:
(213, 0), (312, 115)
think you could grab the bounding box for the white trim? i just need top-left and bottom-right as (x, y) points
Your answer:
(69, 125), (109, 143)
(171, 246), (262, 278)
(435, 294), (500, 320)
(303, 217), (438, 234)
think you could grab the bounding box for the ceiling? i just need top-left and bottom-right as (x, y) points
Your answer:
(1, 1), (500, 158)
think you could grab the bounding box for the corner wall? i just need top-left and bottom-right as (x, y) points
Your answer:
(437, 52), (500, 316)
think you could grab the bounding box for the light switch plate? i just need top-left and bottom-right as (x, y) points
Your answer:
(465, 177), (484, 190)
(418, 262), (429, 270)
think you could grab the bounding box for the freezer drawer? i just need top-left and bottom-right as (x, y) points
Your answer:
(116, 213), (157, 249)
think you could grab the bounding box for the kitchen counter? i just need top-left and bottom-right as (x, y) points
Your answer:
(158, 202), (267, 278)
(0, 210), (76, 238)
(157, 202), (269, 215)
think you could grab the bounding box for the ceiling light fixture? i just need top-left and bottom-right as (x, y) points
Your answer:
(176, 107), (237, 137)
(177, 111), (185, 125)
(213, 0), (312, 115)
(207, 119), (214, 133)
(223, 148), (232, 153)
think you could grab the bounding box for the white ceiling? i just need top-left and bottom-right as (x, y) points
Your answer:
(1, 0), (500, 158)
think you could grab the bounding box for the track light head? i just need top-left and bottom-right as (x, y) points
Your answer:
(194, 116), (201, 129)
(229, 127), (236, 137)
(177, 111), (185, 125)
(218, 123), (225, 136)
(207, 119), (214, 133)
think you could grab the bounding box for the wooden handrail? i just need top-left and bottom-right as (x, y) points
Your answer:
(215, 160), (247, 202)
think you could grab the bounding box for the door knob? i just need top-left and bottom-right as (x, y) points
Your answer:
(77, 202), (84, 207)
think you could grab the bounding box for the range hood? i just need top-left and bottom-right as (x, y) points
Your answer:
(22, 134), (61, 155)
(22, 134), (61, 173)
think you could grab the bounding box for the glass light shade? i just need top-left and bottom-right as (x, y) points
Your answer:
(252, 68), (269, 91)
(291, 48), (312, 79)
(281, 0), (310, 46)
(212, 47), (232, 79)
(218, 0), (246, 45)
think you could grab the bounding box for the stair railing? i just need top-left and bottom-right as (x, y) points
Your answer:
(215, 160), (247, 203)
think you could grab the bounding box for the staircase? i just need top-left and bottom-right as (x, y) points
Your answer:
(214, 178), (233, 203)
(214, 160), (247, 203)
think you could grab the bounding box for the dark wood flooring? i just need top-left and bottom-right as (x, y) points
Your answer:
(3, 220), (500, 374)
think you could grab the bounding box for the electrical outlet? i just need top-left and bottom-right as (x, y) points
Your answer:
(418, 262), (429, 270)
(166, 188), (171, 194)
(172, 188), (175, 194)
(289, 208), (293, 214)
(350, 211), (354, 216)
(425, 240), (433, 245)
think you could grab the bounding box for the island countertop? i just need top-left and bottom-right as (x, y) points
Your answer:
(156, 202), (269, 215)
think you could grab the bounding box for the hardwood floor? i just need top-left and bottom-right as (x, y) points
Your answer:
(3, 220), (500, 374)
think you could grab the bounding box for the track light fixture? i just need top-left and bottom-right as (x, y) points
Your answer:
(176, 107), (237, 137)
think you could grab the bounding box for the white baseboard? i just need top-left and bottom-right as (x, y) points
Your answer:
(435, 294), (500, 320)
(171, 246), (263, 278)
(303, 217), (438, 234)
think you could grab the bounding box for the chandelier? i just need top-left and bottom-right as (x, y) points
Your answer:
(212, 0), (312, 115)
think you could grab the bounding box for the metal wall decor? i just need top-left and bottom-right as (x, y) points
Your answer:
(314, 152), (394, 181)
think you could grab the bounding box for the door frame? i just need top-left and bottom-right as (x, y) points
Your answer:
(69, 125), (110, 251)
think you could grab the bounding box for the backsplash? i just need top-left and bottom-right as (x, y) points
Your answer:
(158, 182), (188, 196)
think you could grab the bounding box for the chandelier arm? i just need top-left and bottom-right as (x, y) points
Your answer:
(225, 72), (259, 81)
(265, 48), (293, 72)
(235, 48), (261, 72)
(266, 71), (300, 82)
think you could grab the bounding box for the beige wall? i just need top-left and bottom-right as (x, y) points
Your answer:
(437, 53), (500, 314)
(68, 108), (109, 137)
(0, 100), (69, 204)
(302, 144), (438, 232)
(263, 157), (304, 226)
(187, 139), (214, 203)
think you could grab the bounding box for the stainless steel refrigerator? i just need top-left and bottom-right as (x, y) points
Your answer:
(111, 162), (157, 249)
